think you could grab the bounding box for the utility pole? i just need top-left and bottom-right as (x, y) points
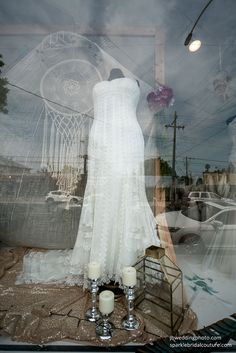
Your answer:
(165, 111), (184, 206)
(185, 156), (188, 184)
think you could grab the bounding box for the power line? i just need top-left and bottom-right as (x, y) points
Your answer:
(7, 81), (172, 144)
(177, 125), (228, 156)
(6, 82), (229, 162)
(186, 156), (228, 163)
(8, 82), (94, 120)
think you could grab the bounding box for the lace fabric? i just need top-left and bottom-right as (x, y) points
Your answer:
(17, 78), (160, 287)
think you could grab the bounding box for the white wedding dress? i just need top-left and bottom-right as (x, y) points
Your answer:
(17, 77), (160, 286)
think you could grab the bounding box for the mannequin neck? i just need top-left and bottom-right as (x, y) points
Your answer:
(108, 68), (125, 81)
(107, 68), (140, 87)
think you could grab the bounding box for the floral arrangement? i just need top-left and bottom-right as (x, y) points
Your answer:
(147, 84), (174, 112)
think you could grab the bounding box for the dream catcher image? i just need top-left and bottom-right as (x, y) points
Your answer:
(7, 31), (104, 193)
(40, 58), (102, 192)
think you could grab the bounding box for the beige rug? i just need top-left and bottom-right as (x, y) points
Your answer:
(0, 247), (197, 346)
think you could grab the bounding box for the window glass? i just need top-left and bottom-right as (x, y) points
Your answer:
(190, 192), (199, 198)
(210, 193), (221, 199)
(201, 192), (209, 198)
(215, 210), (236, 225)
(1, 1), (236, 347)
(182, 204), (220, 221)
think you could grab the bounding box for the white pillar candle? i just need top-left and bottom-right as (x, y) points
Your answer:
(88, 262), (101, 280)
(99, 290), (114, 315)
(122, 266), (137, 287)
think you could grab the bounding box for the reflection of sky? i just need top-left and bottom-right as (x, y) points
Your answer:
(1, 0), (236, 176)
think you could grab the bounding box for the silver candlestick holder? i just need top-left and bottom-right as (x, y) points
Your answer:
(85, 278), (101, 322)
(122, 285), (140, 330)
(96, 313), (114, 340)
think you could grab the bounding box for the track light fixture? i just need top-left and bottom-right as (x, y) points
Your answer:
(184, 0), (214, 52)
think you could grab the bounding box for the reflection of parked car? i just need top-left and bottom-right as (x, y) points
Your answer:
(187, 191), (222, 206)
(156, 200), (236, 253)
(45, 190), (83, 204)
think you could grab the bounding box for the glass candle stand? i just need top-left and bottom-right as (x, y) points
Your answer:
(85, 278), (100, 322)
(96, 313), (115, 340)
(122, 285), (140, 330)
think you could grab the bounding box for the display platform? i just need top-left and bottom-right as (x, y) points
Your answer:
(0, 247), (196, 347)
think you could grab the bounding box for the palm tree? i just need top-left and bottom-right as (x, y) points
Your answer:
(0, 54), (9, 114)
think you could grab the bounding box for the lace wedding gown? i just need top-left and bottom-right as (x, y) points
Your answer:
(18, 77), (160, 286)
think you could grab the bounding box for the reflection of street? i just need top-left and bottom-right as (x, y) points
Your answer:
(175, 239), (236, 259)
(174, 242), (205, 257)
(0, 199), (82, 249)
(0, 198), (45, 204)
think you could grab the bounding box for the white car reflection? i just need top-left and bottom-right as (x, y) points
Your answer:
(156, 201), (236, 252)
(45, 190), (83, 205)
(187, 191), (235, 207)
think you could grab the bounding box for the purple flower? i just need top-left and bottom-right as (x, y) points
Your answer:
(147, 85), (174, 112)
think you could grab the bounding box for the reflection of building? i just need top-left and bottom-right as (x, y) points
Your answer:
(203, 170), (231, 197)
(0, 156), (31, 177)
(229, 172), (236, 185)
(0, 156), (57, 198)
(0, 156), (31, 197)
(145, 158), (173, 214)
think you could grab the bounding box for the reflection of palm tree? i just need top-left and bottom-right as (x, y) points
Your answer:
(0, 54), (9, 114)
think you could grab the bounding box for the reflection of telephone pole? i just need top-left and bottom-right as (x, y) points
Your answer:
(165, 111), (184, 204)
(185, 156), (188, 177)
(186, 156), (188, 184)
(83, 154), (88, 175)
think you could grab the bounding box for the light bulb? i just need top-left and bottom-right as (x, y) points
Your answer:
(189, 40), (202, 52)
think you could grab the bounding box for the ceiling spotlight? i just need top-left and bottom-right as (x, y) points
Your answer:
(189, 40), (202, 52)
(184, 32), (201, 52)
(184, 0), (214, 52)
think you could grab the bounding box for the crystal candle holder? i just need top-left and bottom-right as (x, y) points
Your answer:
(96, 290), (115, 340)
(96, 313), (115, 340)
(122, 285), (140, 330)
(85, 278), (100, 322)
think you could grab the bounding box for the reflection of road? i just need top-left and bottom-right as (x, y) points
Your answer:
(175, 240), (236, 258)
(0, 198), (83, 207)
(0, 196), (45, 204)
(174, 243), (206, 257)
(0, 200), (45, 205)
(0, 201), (82, 249)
